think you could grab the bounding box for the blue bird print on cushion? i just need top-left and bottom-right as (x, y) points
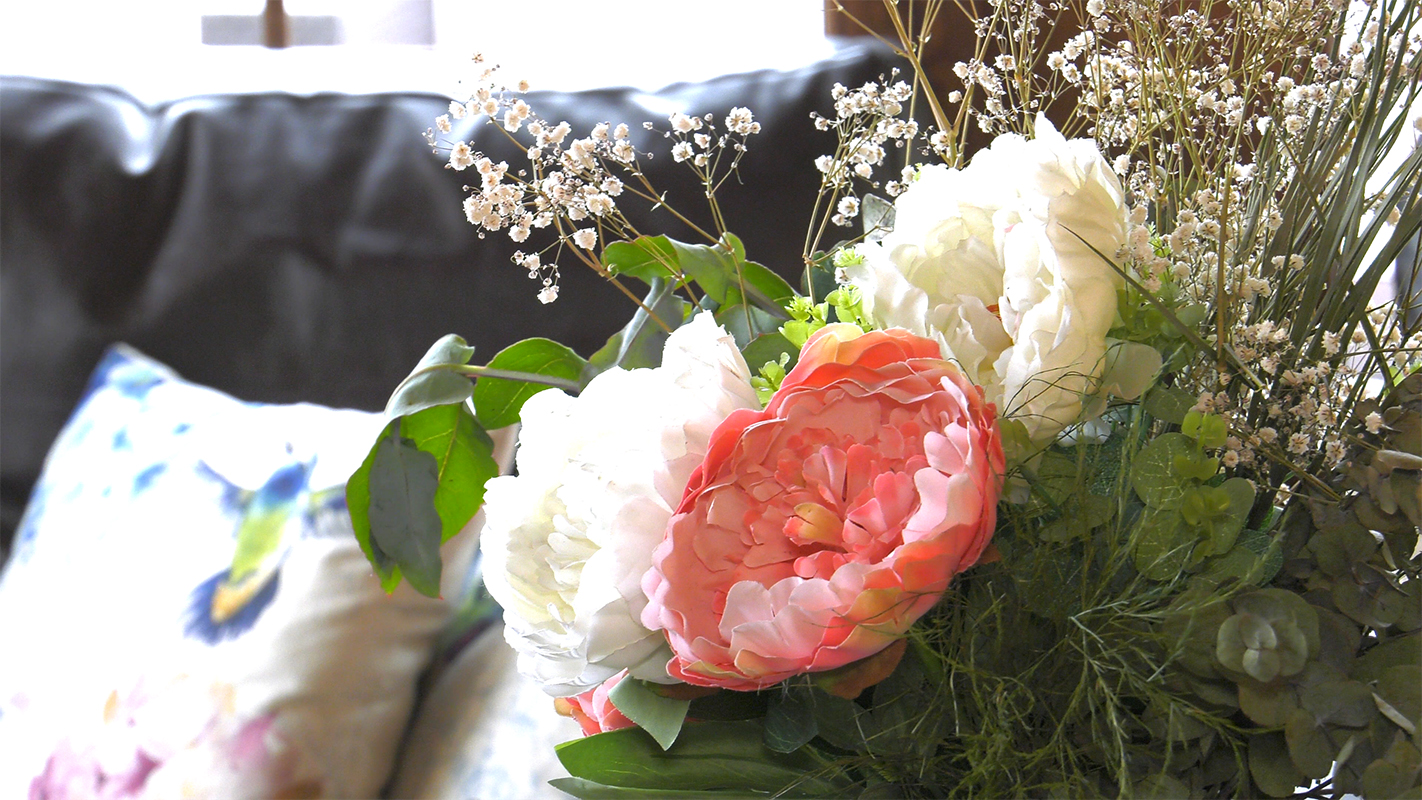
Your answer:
(184, 458), (339, 644)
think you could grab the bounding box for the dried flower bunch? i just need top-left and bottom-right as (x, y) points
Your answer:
(353, 0), (1420, 797)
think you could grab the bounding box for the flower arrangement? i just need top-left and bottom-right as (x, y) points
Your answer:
(349, 0), (1421, 796)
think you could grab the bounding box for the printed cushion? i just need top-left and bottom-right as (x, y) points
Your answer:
(386, 594), (583, 799)
(0, 344), (493, 798)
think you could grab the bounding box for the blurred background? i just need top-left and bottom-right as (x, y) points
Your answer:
(0, 0), (836, 100)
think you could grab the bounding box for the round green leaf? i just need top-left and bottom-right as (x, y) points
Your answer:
(1135, 507), (1191, 580)
(1133, 433), (1193, 508)
(1250, 732), (1307, 798)
(1284, 708), (1336, 779)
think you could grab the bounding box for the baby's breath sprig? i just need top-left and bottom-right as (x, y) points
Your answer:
(427, 55), (763, 310)
(801, 77), (919, 297)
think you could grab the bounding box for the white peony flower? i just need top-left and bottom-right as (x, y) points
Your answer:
(479, 313), (758, 696)
(845, 115), (1157, 442)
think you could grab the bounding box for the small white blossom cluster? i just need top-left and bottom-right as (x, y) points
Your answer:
(1189, 303), (1420, 479)
(808, 78), (918, 229)
(945, 0), (1059, 138)
(426, 56), (760, 304)
(647, 107), (762, 200)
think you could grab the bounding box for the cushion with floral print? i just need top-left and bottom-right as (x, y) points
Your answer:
(0, 344), (500, 799)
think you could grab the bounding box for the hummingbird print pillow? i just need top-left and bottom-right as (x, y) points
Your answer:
(0, 344), (487, 799)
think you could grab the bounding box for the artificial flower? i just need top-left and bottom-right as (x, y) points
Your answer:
(553, 670), (636, 737)
(641, 325), (1004, 690)
(480, 313), (759, 696)
(844, 115), (1157, 443)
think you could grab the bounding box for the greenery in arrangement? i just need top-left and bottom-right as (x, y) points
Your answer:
(350, 0), (1421, 796)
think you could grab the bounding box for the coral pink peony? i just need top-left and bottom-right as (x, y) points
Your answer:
(554, 670), (636, 737)
(641, 325), (1005, 690)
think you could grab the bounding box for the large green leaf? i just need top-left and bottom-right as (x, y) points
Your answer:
(714, 303), (783, 349)
(607, 678), (691, 751)
(367, 424), (444, 596)
(549, 778), (769, 798)
(555, 721), (847, 796)
(602, 236), (680, 284)
(588, 277), (688, 373)
(384, 334), (476, 419)
(473, 338), (587, 429)
(347, 419), (401, 591)
(720, 233), (796, 306)
(402, 402), (497, 543)
(349, 403), (498, 597)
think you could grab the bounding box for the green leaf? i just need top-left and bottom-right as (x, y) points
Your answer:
(1250, 732), (1308, 798)
(367, 423), (444, 596)
(715, 304), (783, 349)
(384, 334), (476, 419)
(763, 691), (818, 753)
(1143, 386), (1196, 425)
(806, 688), (868, 753)
(402, 403), (498, 544)
(802, 258), (838, 302)
(589, 277), (688, 373)
(473, 338), (588, 429)
(1134, 507), (1192, 581)
(723, 235), (795, 308)
(347, 419), (401, 591)
(672, 236), (795, 317)
(668, 239), (736, 305)
(1197, 477), (1255, 557)
(607, 678), (692, 751)
(549, 777), (769, 799)
(354, 404), (498, 597)
(1284, 708), (1336, 779)
(1133, 432), (1194, 508)
(741, 332), (798, 375)
(555, 721), (846, 795)
(1201, 527), (1283, 586)
(603, 236), (680, 284)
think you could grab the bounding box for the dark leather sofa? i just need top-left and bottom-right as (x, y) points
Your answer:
(0, 43), (903, 559)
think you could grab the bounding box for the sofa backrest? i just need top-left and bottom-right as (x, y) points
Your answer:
(0, 43), (903, 553)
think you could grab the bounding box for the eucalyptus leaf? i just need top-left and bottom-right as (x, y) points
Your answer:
(1284, 708), (1336, 779)
(1249, 732), (1307, 798)
(862, 193), (895, 239)
(764, 691), (818, 753)
(472, 338), (587, 429)
(1134, 507), (1191, 581)
(1133, 432), (1193, 508)
(385, 334), (476, 419)
(607, 678), (691, 751)
(367, 424), (443, 596)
